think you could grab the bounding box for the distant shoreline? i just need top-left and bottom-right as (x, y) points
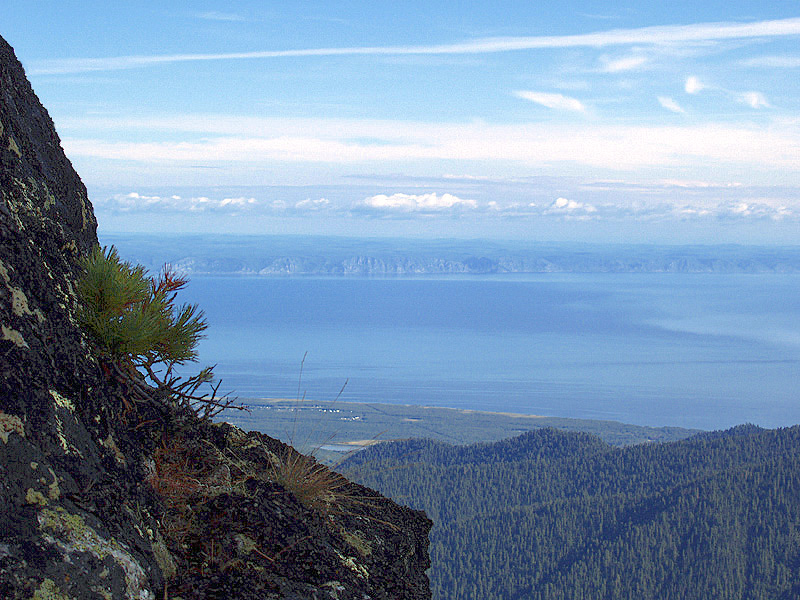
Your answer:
(101, 233), (800, 276)
(222, 397), (703, 464)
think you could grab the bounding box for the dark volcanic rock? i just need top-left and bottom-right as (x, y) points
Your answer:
(0, 35), (431, 599)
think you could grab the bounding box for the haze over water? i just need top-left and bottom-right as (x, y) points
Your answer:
(181, 273), (800, 431)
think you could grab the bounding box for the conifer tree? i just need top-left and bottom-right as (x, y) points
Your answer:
(77, 245), (236, 418)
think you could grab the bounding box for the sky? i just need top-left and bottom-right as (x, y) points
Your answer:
(3, 1), (800, 243)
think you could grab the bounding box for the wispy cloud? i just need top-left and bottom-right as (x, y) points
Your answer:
(658, 96), (685, 113)
(739, 91), (771, 109)
(197, 11), (245, 22)
(739, 55), (800, 68)
(29, 17), (800, 74)
(684, 76), (773, 110)
(599, 55), (648, 73)
(61, 116), (800, 173)
(514, 91), (586, 112)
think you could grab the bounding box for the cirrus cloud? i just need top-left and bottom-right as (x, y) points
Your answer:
(30, 17), (800, 75)
(739, 91), (771, 109)
(599, 55), (649, 73)
(658, 96), (685, 113)
(514, 91), (586, 113)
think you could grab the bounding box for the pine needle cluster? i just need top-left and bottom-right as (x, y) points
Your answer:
(77, 245), (237, 418)
(77, 246), (207, 364)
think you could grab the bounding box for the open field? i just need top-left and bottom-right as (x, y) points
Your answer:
(221, 398), (700, 464)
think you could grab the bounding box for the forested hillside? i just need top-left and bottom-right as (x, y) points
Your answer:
(341, 425), (800, 600)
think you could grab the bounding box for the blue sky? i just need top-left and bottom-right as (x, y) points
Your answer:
(3, 1), (800, 242)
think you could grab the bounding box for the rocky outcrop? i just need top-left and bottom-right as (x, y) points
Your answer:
(0, 34), (431, 600)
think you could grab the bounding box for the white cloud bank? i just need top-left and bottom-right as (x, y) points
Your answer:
(98, 192), (333, 214)
(61, 116), (800, 175)
(355, 193), (477, 212)
(95, 188), (798, 223)
(30, 17), (800, 74)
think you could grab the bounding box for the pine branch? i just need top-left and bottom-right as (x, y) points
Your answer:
(78, 244), (245, 421)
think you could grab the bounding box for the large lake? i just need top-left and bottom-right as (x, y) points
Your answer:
(180, 274), (800, 430)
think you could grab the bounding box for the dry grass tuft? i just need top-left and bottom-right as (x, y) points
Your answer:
(270, 448), (351, 512)
(147, 436), (244, 546)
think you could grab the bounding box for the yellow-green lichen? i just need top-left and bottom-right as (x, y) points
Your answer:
(1, 324), (28, 348)
(31, 578), (73, 600)
(42, 187), (56, 211)
(53, 414), (70, 454)
(101, 434), (126, 465)
(38, 507), (154, 600)
(8, 135), (21, 158)
(151, 537), (177, 580)
(61, 240), (77, 255)
(50, 390), (75, 412)
(1, 259), (45, 323)
(334, 549), (369, 579)
(26, 488), (48, 507)
(11, 287), (29, 316)
(342, 530), (372, 557)
(321, 581), (346, 598)
(0, 411), (25, 443)
(47, 468), (61, 501)
(234, 533), (259, 557)
(79, 196), (91, 231)
(9, 285), (46, 322)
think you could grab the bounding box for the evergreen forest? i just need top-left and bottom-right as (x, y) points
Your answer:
(341, 425), (800, 600)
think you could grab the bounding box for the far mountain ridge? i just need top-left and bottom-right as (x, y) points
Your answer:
(104, 233), (800, 276)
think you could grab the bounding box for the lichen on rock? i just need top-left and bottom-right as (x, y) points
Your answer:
(49, 390), (74, 412)
(26, 488), (48, 507)
(38, 507), (154, 600)
(31, 578), (73, 600)
(0, 410), (25, 443)
(1, 323), (28, 348)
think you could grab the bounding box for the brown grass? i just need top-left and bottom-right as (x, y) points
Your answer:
(270, 447), (351, 512)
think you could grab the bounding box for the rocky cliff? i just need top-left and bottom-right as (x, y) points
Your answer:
(0, 35), (431, 600)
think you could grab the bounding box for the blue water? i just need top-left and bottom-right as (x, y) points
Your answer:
(179, 274), (800, 430)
